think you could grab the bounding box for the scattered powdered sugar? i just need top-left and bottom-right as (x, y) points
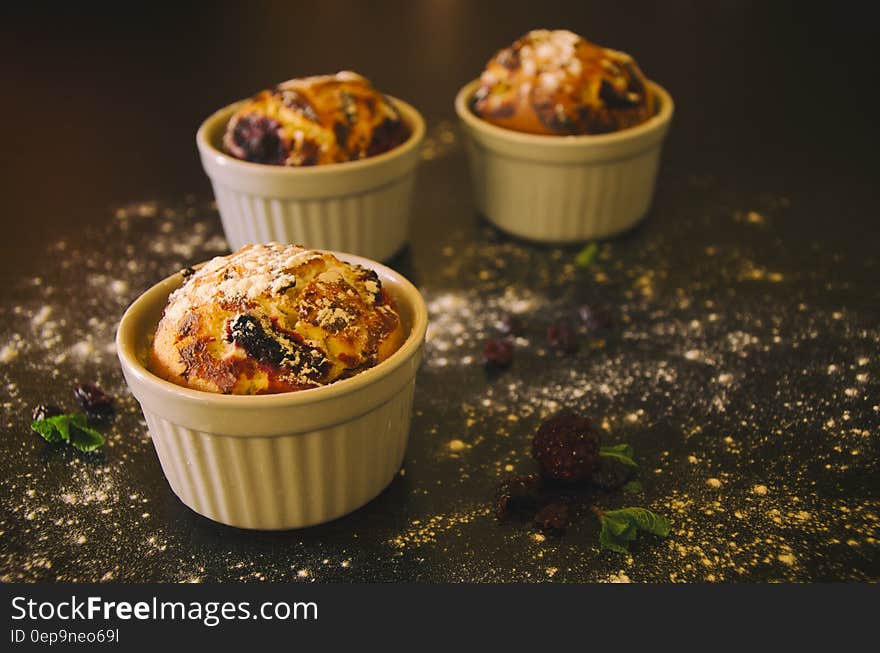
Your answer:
(400, 186), (879, 581)
(1, 168), (877, 582)
(425, 286), (548, 368)
(0, 197), (394, 582)
(0, 198), (265, 581)
(0, 341), (21, 364)
(2, 199), (231, 386)
(603, 571), (632, 583)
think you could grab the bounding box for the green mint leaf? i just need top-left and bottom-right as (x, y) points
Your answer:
(575, 242), (599, 268)
(599, 522), (632, 554)
(601, 443), (634, 458)
(622, 479), (644, 494)
(604, 512), (638, 540)
(31, 417), (66, 443)
(598, 507), (671, 554)
(31, 413), (86, 443)
(68, 423), (106, 453)
(57, 413), (87, 442)
(68, 413), (89, 428)
(599, 443), (638, 467)
(622, 507), (671, 537)
(31, 413), (105, 452)
(606, 507), (671, 537)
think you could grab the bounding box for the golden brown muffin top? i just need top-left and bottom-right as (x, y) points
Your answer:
(223, 71), (410, 166)
(471, 29), (656, 135)
(149, 244), (405, 395)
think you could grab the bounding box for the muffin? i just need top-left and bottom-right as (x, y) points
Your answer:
(149, 243), (405, 395)
(455, 28), (673, 242)
(222, 71), (410, 166)
(197, 74), (424, 261)
(118, 249), (428, 529)
(471, 29), (656, 136)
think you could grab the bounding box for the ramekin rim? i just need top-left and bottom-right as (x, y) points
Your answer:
(454, 78), (674, 146)
(196, 95), (426, 176)
(116, 251), (428, 407)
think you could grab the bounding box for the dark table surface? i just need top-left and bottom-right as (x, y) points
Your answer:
(1, 2), (877, 582)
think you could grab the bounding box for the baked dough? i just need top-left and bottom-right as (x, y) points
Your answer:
(223, 71), (410, 165)
(471, 29), (656, 136)
(149, 244), (405, 394)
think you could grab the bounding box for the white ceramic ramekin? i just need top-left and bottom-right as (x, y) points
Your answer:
(116, 253), (428, 530)
(197, 98), (425, 261)
(455, 79), (674, 242)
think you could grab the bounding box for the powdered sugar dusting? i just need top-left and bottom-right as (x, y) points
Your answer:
(1, 170), (878, 582)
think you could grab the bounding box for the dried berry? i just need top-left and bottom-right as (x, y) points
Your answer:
(228, 315), (329, 380)
(483, 338), (514, 368)
(499, 314), (524, 336)
(547, 322), (578, 354)
(32, 403), (63, 422)
(230, 114), (287, 165)
(534, 502), (571, 532)
(366, 117), (410, 158)
(532, 412), (600, 483)
(73, 383), (115, 419)
(599, 78), (640, 108)
(495, 474), (542, 520)
(578, 304), (612, 332)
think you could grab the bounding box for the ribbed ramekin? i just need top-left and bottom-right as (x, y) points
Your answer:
(197, 98), (425, 261)
(116, 253), (428, 530)
(455, 79), (674, 242)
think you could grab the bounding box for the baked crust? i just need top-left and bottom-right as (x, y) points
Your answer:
(149, 244), (406, 394)
(471, 30), (656, 136)
(223, 71), (410, 166)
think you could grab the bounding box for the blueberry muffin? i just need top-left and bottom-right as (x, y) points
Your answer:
(149, 244), (406, 394)
(471, 29), (656, 135)
(223, 71), (410, 166)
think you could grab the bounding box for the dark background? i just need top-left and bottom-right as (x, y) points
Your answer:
(0, 2), (877, 582)
(1, 1), (877, 275)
